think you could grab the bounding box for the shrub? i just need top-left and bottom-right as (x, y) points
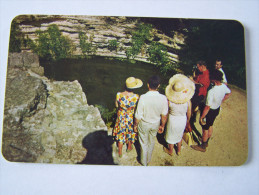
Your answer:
(78, 32), (97, 56)
(30, 24), (75, 60)
(9, 21), (22, 52)
(147, 42), (169, 65)
(95, 104), (117, 124)
(108, 39), (119, 52)
(126, 23), (152, 59)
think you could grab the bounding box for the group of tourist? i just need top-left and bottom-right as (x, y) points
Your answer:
(112, 59), (231, 166)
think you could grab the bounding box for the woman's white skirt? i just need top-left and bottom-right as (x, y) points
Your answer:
(165, 115), (187, 144)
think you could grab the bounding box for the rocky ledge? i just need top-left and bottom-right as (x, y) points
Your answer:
(16, 15), (182, 63)
(2, 52), (108, 164)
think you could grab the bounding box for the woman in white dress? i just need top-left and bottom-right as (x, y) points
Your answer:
(163, 74), (195, 156)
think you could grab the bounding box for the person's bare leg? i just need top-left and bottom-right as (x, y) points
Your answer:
(127, 141), (133, 152)
(202, 129), (209, 143)
(118, 142), (123, 157)
(208, 126), (213, 139)
(191, 129), (208, 152)
(168, 143), (174, 154)
(177, 140), (182, 155)
(163, 143), (173, 156)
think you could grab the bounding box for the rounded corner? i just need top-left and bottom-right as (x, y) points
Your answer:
(232, 19), (245, 31)
(1, 149), (15, 163)
(11, 15), (24, 24)
(235, 153), (249, 166)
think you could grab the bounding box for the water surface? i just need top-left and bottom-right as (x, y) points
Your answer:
(42, 57), (173, 111)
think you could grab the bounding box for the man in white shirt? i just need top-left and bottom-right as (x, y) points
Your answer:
(215, 59), (227, 85)
(134, 75), (168, 166)
(191, 70), (231, 152)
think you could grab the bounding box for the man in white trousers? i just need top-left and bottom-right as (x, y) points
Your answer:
(134, 75), (168, 166)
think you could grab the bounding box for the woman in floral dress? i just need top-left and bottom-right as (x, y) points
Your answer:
(113, 77), (143, 157)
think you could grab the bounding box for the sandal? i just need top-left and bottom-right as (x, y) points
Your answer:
(163, 146), (173, 156)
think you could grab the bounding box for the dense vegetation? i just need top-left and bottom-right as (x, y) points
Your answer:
(140, 17), (246, 89)
(29, 24), (75, 61)
(177, 19), (246, 89)
(79, 31), (97, 56)
(9, 21), (31, 52)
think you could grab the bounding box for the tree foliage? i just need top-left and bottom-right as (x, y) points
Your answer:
(177, 19), (246, 89)
(9, 21), (22, 52)
(126, 23), (152, 59)
(108, 39), (119, 52)
(30, 24), (75, 60)
(147, 42), (172, 74)
(78, 31), (97, 56)
(94, 104), (116, 124)
(9, 21), (32, 52)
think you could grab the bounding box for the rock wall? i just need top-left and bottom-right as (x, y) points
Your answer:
(8, 52), (44, 75)
(17, 15), (182, 63)
(2, 52), (108, 163)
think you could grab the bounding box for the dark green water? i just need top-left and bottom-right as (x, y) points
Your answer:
(41, 57), (173, 111)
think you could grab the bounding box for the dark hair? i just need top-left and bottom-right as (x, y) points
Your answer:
(197, 60), (207, 67)
(216, 59), (223, 65)
(210, 70), (223, 81)
(125, 85), (134, 92)
(148, 75), (161, 89)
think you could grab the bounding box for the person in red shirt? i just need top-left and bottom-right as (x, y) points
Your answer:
(190, 61), (210, 121)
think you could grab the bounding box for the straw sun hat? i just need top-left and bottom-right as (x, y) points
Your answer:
(126, 77), (143, 89)
(165, 74), (195, 104)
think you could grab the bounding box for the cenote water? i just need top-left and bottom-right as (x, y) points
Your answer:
(41, 57), (174, 111)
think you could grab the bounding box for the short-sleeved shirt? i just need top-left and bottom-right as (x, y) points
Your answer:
(135, 91), (168, 124)
(195, 69), (210, 97)
(206, 84), (231, 109)
(219, 68), (227, 84)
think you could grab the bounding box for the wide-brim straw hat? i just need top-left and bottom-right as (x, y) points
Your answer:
(165, 74), (195, 104)
(126, 77), (143, 89)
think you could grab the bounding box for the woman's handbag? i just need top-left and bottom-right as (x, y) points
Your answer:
(183, 132), (194, 146)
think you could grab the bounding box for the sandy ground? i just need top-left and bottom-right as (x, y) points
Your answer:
(108, 86), (248, 166)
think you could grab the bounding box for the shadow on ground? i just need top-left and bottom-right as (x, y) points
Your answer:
(78, 130), (116, 165)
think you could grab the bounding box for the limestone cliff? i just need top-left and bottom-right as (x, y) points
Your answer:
(2, 52), (107, 163)
(16, 15), (183, 63)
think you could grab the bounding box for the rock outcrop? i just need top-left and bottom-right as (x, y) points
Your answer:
(2, 52), (107, 164)
(16, 15), (183, 63)
(8, 52), (44, 75)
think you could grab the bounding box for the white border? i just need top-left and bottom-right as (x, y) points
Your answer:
(0, 0), (258, 194)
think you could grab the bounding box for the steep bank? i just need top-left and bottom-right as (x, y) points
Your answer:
(2, 52), (107, 163)
(15, 15), (182, 64)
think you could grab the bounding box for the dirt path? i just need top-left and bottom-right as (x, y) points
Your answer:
(108, 86), (248, 166)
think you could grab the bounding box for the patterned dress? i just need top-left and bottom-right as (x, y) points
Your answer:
(113, 92), (139, 144)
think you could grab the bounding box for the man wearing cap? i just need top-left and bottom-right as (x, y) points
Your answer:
(134, 75), (168, 166)
(191, 70), (231, 152)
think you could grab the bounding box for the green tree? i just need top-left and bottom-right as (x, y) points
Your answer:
(147, 42), (170, 69)
(78, 32), (97, 56)
(126, 23), (152, 59)
(30, 24), (75, 60)
(108, 39), (119, 52)
(9, 21), (22, 52)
